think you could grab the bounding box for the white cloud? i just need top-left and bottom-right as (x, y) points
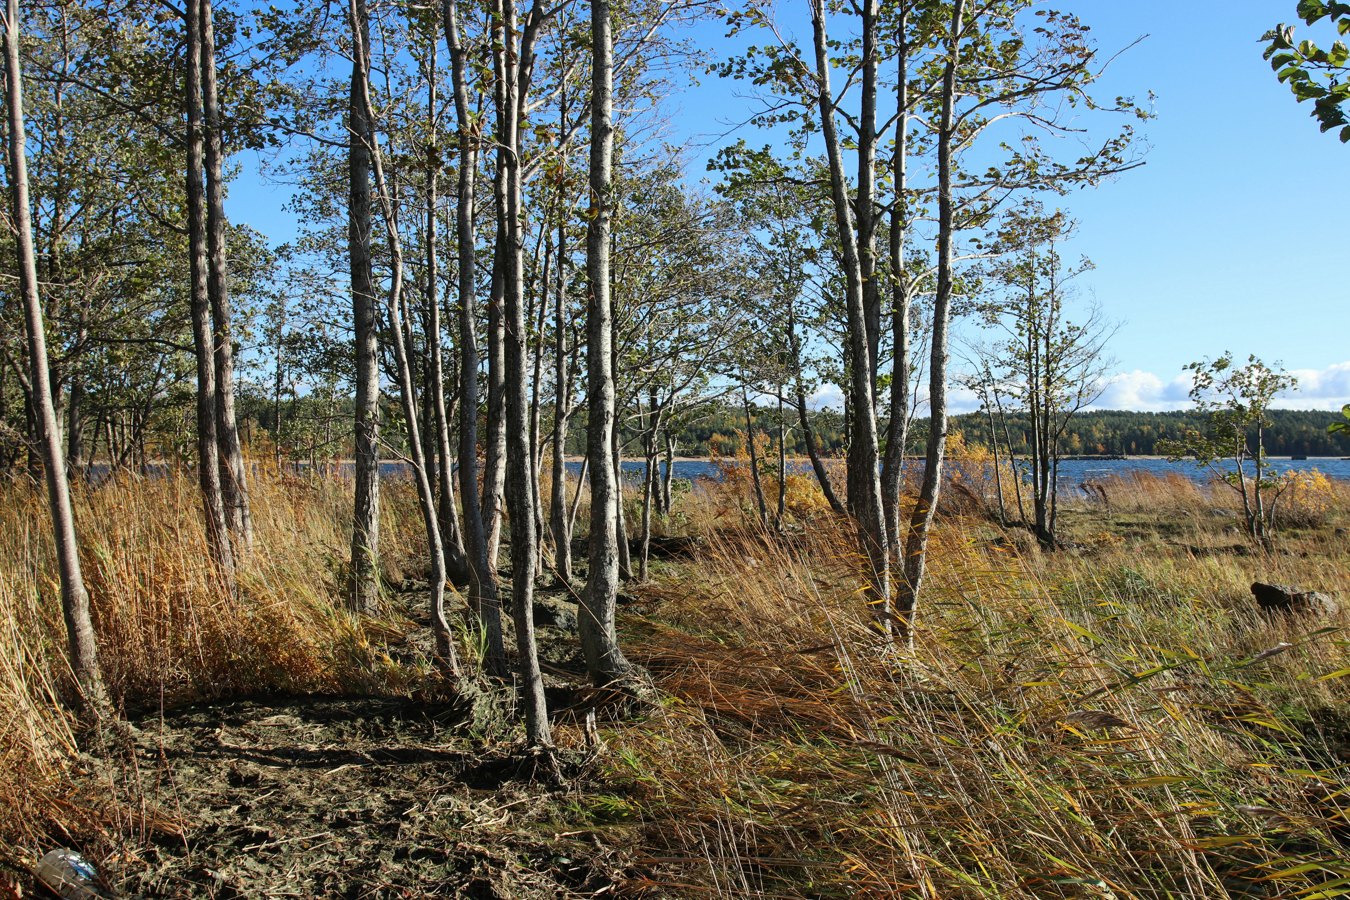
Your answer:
(1286, 362), (1350, 409)
(947, 383), (982, 415)
(808, 361), (1350, 415)
(808, 383), (844, 410)
(811, 382), (982, 414)
(1090, 370), (1193, 412)
(1088, 362), (1350, 412)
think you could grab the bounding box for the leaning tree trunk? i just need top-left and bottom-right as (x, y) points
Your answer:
(881, 15), (912, 561)
(898, 0), (966, 639)
(810, 0), (889, 628)
(796, 388), (844, 515)
(549, 201), (574, 584)
(743, 387), (768, 529)
(984, 398), (1006, 523)
(184, 0), (236, 595)
(491, 0), (550, 747)
(5, 0), (107, 717)
(481, 237), (507, 570)
(661, 429), (675, 514)
(442, 0), (506, 674)
(199, 0), (252, 550)
(776, 390), (787, 528)
(350, 0), (459, 676)
(347, 0), (380, 614)
(568, 454), (588, 537)
(789, 304), (846, 516)
(581, 0), (640, 693)
(422, 44), (470, 585)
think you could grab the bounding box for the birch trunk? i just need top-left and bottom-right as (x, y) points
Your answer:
(743, 388), (768, 529)
(347, 0), (380, 614)
(898, 0), (966, 637)
(199, 0), (252, 549)
(184, 0), (235, 593)
(549, 203), (573, 583)
(482, 236), (506, 569)
(661, 430), (674, 514)
(809, 0), (889, 628)
(5, 0), (107, 714)
(529, 230), (549, 566)
(442, 0), (506, 674)
(582, 0), (638, 692)
(637, 395), (664, 582)
(881, 14), (911, 561)
(349, 0), (459, 676)
(491, 0), (550, 746)
(776, 391), (786, 527)
(422, 45), (470, 585)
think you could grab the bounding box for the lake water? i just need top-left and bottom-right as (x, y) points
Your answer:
(567, 456), (1350, 486)
(85, 455), (1350, 487)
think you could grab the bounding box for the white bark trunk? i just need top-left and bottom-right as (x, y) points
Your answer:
(6, 0), (107, 714)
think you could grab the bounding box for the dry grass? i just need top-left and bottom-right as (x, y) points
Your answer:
(0, 470), (429, 867)
(2, 461), (1346, 897)
(1063, 467), (1350, 528)
(610, 481), (1350, 897)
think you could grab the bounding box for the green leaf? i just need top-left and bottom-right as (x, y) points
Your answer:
(1298, 0), (1330, 23)
(1059, 619), (1104, 644)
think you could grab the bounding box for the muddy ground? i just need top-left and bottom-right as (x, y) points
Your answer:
(79, 585), (649, 899)
(111, 695), (633, 898)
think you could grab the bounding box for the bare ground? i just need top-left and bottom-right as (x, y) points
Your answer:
(106, 693), (632, 899)
(77, 582), (647, 899)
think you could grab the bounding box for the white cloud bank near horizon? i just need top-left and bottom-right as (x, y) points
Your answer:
(1092, 362), (1350, 413)
(808, 361), (1350, 414)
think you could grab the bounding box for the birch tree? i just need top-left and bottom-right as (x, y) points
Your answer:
(185, 0), (236, 591)
(346, 0), (379, 614)
(347, 0), (461, 675)
(2, 0), (107, 716)
(581, 0), (640, 693)
(491, 0), (551, 746)
(442, 0), (507, 674)
(198, 0), (252, 549)
(896, 2), (1145, 633)
(974, 203), (1115, 548)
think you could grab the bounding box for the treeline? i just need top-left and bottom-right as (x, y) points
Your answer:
(589, 404), (1350, 459)
(28, 388), (1343, 470)
(948, 409), (1350, 458)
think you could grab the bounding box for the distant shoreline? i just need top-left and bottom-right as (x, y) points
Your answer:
(288, 454), (1349, 466)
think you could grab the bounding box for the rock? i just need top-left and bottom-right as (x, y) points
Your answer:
(1251, 582), (1340, 616)
(532, 597), (577, 631)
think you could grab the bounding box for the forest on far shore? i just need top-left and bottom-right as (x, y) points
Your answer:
(223, 393), (1350, 463)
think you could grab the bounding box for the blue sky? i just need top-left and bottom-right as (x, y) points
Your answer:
(230, 1), (1350, 412)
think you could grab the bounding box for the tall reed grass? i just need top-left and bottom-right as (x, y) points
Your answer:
(611, 485), (1349, 897)
(2, 460), (1345, 896)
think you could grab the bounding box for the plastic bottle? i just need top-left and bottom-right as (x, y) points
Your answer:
(33, 849), (106, 899)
